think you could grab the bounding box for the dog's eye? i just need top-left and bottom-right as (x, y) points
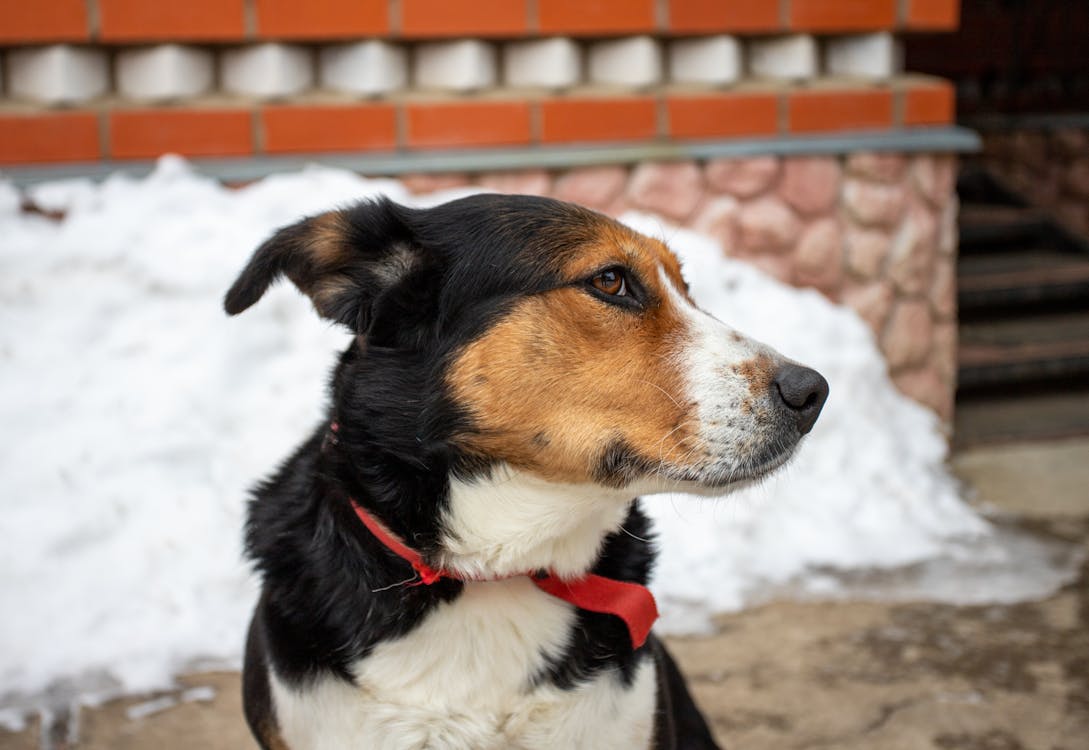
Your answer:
(590, 269), (627, 297)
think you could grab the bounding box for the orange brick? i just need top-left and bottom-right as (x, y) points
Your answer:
(790, 0), (895, 31)
(261, 105), (397, 154)
(0, 112), (100, 165)
(902, 81), (955, 126)
(788, 89), (894, 133)
(255, 0), (389, 38)
(540, 97), (658, 144)
(99, 0), (245, 41)
(904, 0), (960, 30)
(0, 1), (88, 43)
(109, 109), (254, 160)
(401, 0), (528, 37)
(405, 102), (532, 149)
(538, 0), (656, 35)
(667, 93), (779, 140)
(669, 0), (780, 33)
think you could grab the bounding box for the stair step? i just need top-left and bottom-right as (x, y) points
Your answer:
(959, 204), (1051, 252)
(952, 169), (1089, 444)
(959, 312), (1089, 388)
(958, 255), (1089, 313)
(955, 387), (1089, 447)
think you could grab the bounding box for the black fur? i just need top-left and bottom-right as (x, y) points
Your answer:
(230, 194), (720, 749)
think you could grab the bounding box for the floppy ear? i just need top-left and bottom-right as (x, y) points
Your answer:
(224, 197), (420, 332)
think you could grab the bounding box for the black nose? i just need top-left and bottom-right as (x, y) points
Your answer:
(772, 365), (829, 435)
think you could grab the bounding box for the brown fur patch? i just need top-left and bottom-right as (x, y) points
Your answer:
(447, 226), (706, 485)
(309, 211), (353, 268)
(734, 353), (777, 397)
(295, 212), (354, 319)
(259, 722), (292, 750)
(734, 353), (777, 415)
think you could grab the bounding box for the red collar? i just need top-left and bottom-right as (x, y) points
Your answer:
(349, 498), (658, 649)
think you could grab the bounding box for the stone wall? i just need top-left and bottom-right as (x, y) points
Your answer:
(982, 127), (1089, 238)
(401, 152), (959, 421)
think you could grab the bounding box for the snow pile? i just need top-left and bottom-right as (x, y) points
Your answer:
(623, 215), (1077, 631)
(0, 158), (1075, 724)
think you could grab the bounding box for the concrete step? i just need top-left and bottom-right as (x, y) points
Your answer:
(959, 312), (1089, 389)
(955, 388), (1089, 447)
(958, 203), (1053, 253)
(957, 248), (1089, 315)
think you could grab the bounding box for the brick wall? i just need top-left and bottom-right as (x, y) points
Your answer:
(0, 1), (963, 422)
(0, 0), (957, 165)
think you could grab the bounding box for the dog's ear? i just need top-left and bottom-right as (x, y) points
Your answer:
(224, 197), (423, 333)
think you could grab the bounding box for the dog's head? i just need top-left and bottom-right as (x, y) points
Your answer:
(227, 194), (827, 574)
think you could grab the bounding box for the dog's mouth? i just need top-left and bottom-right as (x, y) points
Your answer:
(697, 444), (798, 488)
(636, 440), (800, 496)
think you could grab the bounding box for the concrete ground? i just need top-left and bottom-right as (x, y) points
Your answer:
(4, 438), (1088, 750)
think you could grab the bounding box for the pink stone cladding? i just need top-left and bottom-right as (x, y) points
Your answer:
(400, 152), (959, 421)
(982, 127), (1089, 239)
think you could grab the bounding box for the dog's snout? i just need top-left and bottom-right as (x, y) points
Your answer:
(772, 365), (829, 435)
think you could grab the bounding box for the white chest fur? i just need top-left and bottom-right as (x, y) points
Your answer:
(269, 577), (657, 750)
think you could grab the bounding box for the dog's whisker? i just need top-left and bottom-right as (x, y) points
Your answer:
(640, 379), (685, 411)
(370, 572), (419, 593)
(619, 525), (652, 543)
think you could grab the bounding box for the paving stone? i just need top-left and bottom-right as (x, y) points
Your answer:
(77, 673), (250, 750)
(953, 438), (1089, 518)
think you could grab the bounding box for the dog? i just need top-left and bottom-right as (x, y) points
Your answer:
(225, 193), (828, 750)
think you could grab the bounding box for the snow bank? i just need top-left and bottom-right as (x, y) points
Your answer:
(623, 215), (1077, 631)
(0, 158), (1075, 725)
